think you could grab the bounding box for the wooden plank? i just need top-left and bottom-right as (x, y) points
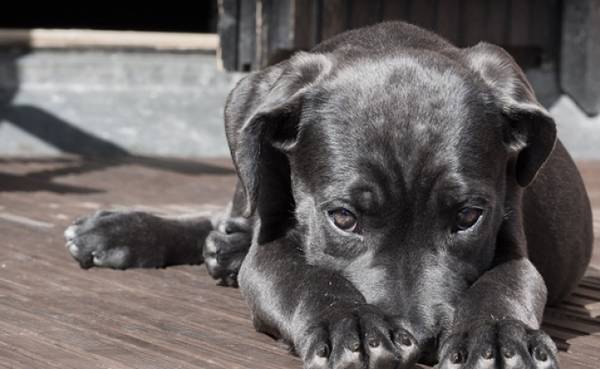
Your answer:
(237, 0), (256, 71)
(543, 311), (600, 336)
(530, 0), (551, 49)
(218, 0), (240, 71)
(486, 0), (509, 46)
(541, 325), (581, 344)
(349, 0), (383, 28)
(321, 0), (347, 40)
(563, 294), (600, 312)
(1, 157), (600, 369)
(294, 0), (320, 49)
(436, 0), (461, 45)
(508, 0), (531, 46)
(0, 212), (54, 229)
(545, 308), (600, 328)
(409, 0), (438, 32)
(462, 0), (487, 46)
(382, 0), (410, 21)
(573, 286), (600, 301)
(550, 303), (600, 319)
(0, 29), (219, 50)
(257, 0), (295, 68)
(561, 0), (600, 116)
(580, 278), (600, 290)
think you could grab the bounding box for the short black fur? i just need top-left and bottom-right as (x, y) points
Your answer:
(65, 21), (593, 369)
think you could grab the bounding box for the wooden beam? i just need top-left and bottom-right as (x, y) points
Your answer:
(486, 0), (509, 46)
(410, 0), (438, 32)
(238, 0), (257, 70)
(321, 0), (347, 40)
(294, 0), (321, 50)
(382, 0), (410, 22)
(0, 29), (218, 51)
(257, 0), (295, 68)
(350, 0), (382, 28)
(462, 0), (486, 46)
(437, 0), (461, 45)
(218, 0), (240, 71)
(561, 0), (600, 116)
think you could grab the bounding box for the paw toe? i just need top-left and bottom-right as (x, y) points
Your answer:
(64, 225), (78, 241)
(440, 320), (559, 369)
(63, 213), (130, 269)
(91, 247), (130, 269)
(66, 241), (79, 256)
(302, 327), (330, 369)
(300, 309), (422, 369)
(203, 228), (250, 285)
(360, 317), (401, 368)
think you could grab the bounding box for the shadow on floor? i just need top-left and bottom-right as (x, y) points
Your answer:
(1, 47), (235, 194)
(542, 269), (600, 353)
(0, 155), (235, 193)
(0, 171), (102, 194)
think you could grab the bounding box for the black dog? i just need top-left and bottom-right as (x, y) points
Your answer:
(64, 22), (593, 369)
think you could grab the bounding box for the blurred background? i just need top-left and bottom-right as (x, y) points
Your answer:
(0, 0), (598, 160)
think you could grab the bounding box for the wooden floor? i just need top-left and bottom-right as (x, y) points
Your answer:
(0, 156), (599, 369)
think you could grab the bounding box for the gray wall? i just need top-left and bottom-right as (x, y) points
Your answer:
(0, 48), (598, 160)
(0, 49), (243, 158)
(551, 96), (600, 160)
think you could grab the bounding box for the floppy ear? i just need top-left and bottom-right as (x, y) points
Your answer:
(227, 52), (334, 217)
(464, 42), (557, 187)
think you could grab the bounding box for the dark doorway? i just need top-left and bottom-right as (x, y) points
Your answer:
(0, 3), (218, 33)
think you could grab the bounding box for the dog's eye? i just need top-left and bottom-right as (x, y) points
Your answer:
(328, 208), (357, 232)
(455, 207), (482, 231)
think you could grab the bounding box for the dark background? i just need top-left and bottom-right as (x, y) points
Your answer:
(0, 2), (218, 33)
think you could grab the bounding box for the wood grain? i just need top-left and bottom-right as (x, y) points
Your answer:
(0, 156), (598, 368)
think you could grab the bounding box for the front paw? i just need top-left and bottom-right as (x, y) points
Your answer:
(299, 305), (420, 369)
(64, 211), (164, 269)
(438, 319), (558, 369)
(203, 217), (252, 287)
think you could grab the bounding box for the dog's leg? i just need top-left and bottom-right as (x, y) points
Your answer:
(202, 213), (253, 287)
(239, 236), (421, 369)
(202, 181), (253, 286)
(437, 258), (558, 369)
(64, 210), (213, 269)
(64, 181), (254, 287)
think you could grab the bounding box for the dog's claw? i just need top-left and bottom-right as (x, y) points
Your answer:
(300, 306), (420, 369)
(439, 319), (558, 369)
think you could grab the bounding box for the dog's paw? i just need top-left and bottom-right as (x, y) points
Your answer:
(438, 319), (558, 369)
(203, 217), (252, 287)
(299, 306), (420, 369)
(64, 210), (166, 269)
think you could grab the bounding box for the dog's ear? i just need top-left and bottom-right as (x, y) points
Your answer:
(231, 52), (334, 217)
(464, 42), (557, 187)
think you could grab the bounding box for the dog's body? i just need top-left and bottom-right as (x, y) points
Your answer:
(65, 22), (593, 369)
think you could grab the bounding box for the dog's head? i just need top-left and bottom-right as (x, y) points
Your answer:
(230, 43), (555, 338)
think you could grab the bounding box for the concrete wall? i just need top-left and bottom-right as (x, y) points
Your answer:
(0, 49), (243, 158)
(0, 48), (598, 160)
(551, 96), (600, 159)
